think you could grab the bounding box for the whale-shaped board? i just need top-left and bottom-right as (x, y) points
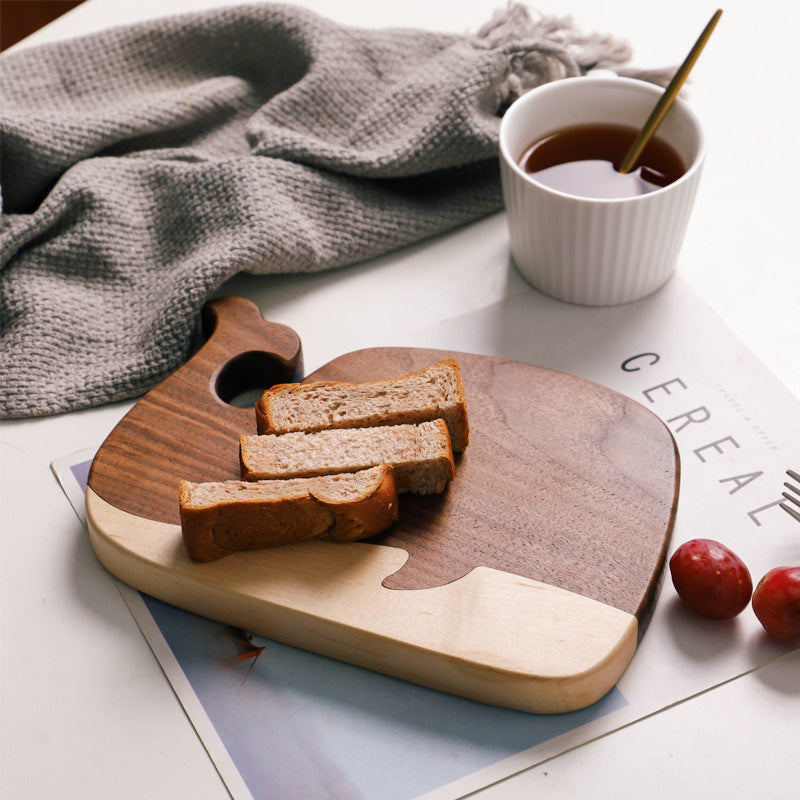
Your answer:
(86, 296), (679, 713)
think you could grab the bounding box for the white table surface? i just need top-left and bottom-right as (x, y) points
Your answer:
(2, 1), (798, 798)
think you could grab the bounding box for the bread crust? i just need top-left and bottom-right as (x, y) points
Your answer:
(179, 466), (398, 562)
(255, 358), (469, 451)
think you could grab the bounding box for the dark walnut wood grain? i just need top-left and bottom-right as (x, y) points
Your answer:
(88, 296), (679, 622)
(310, 348), (679, 620)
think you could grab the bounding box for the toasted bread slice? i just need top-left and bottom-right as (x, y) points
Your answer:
(255, 359), (469, 452)
(240, 419), (455, 494)
(179, 466), (398, 562)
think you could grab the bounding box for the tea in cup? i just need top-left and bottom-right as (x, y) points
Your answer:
(499, 76), (706, 305)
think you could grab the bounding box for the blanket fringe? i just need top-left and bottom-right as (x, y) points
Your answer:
(474, 4), (675, 114)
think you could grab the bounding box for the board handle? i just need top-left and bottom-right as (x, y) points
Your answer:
(195, 296), (304, 406)
(88, 296), (304, 524)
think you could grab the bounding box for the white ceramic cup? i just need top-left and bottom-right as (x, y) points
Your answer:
(499, 76), (706, 306)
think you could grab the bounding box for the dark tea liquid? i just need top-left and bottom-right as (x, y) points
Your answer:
(519, 123), (686, 199)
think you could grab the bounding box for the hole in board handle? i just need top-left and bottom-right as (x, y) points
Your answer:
(214, 351), (294, 408)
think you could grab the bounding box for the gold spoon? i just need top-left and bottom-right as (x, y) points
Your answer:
(617, 9), (722, 174)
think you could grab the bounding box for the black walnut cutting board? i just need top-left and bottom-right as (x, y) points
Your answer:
(86, 296), (679, 713)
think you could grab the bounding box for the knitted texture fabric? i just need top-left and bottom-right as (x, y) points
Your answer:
(0, 3), (666, 418)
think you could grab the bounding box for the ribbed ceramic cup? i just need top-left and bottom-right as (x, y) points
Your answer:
(499, 76), (706, 305)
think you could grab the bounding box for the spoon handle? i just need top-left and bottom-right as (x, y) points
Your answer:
(618, 9), (722, 174)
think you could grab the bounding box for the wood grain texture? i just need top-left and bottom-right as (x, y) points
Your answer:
(314, 348), (679, 621)
(86, 295), (679, 712)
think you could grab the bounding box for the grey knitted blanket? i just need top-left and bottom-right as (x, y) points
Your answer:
(0, 2), (665, 418)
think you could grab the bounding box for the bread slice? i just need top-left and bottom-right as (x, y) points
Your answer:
(255, 359), (469, 452)
(240, 419), (455, 494)
(179, 466), (398, 562)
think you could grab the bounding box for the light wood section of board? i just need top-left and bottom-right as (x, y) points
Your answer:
(86, 487), (637, 713)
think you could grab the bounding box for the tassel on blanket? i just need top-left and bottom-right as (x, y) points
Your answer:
(476, 4), (674, 113)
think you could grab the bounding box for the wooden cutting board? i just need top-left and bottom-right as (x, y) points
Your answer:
(86, 296), (679, 713)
